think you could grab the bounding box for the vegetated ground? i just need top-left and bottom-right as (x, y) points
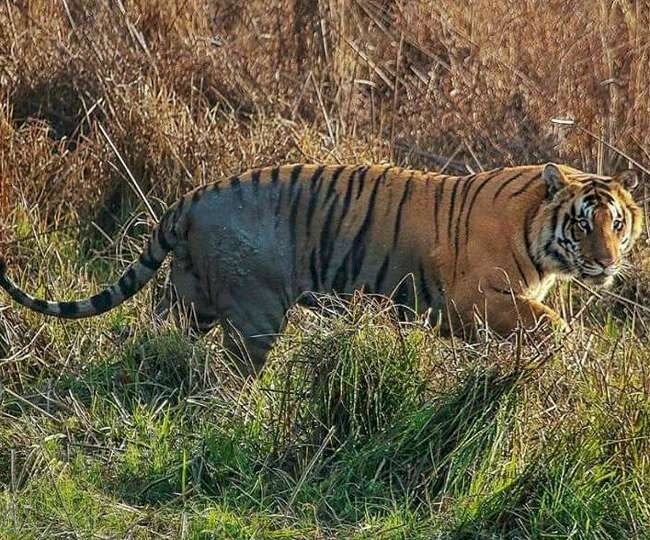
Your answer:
(1, 1), (650, 538)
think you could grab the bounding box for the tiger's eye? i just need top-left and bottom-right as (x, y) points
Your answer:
(613, 219), (624, 231)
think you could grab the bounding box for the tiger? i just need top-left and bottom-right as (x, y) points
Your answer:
(0, 162), (643, 370)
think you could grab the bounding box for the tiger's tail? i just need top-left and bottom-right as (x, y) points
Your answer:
(0, 210), (178, 319)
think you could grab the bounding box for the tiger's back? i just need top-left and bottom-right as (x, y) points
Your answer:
(192, 164), (447, 309)
(183, 163), (547, 309)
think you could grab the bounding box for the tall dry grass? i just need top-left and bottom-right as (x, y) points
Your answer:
(2, 0), (648, 221)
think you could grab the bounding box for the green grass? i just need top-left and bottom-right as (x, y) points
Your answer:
(2, 224), (650, 539)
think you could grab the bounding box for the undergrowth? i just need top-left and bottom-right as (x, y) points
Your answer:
(1, 221), (649, 538)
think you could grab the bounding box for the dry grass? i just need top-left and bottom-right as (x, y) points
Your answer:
(1, 1), (650, 538)
(3, 1), (649, 213)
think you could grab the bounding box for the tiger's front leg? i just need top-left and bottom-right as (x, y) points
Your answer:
(474, 291), (567, 338)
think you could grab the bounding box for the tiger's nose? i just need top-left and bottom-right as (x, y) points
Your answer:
(595, 256), (616, 268)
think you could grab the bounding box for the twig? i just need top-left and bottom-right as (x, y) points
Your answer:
(572, 279), (650, 316)
(463, 139), (484, 172)
(1, 385), (61, 423)
(0, 225), (82, 247)
(390, 33), (404, 159)
(354, 0), (451, 72)
(393, 139), (468, 174)
(338, 35), (395, 91)
(310, 72), (336, 146)
(551, 118), (650, 177)
(286, 425), (336, 508)
(97, 122), (159, 222)
(441, 143), (464, 174)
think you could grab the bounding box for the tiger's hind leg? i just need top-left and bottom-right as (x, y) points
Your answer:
(218, 290), (290, 375)
(221, 326), (278, 376)
(160, 264), (286, 375)
(153, 257), (219, 333)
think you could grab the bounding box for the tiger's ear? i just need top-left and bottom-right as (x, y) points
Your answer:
(614, 169), (639, 191)
(542, 163), (570, 199)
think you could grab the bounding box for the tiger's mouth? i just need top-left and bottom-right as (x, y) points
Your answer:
(577, 256), (621, 284)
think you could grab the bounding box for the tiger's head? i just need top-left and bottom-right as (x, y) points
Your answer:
(538, 163), (644, 286)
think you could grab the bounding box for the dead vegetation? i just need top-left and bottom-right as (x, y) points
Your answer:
(2, 1), (649, 216)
